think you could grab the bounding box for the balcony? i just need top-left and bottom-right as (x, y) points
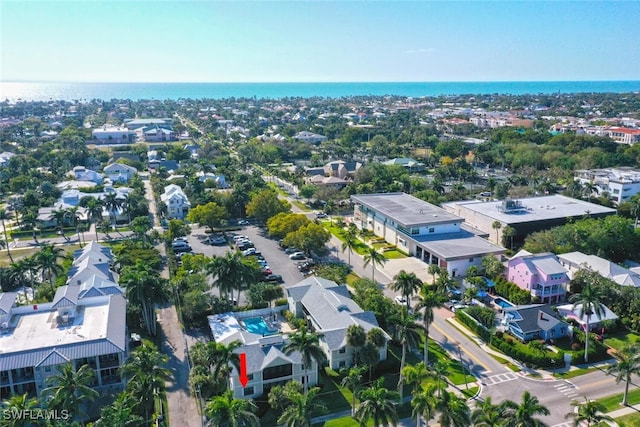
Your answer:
(531, 286), (566, 297)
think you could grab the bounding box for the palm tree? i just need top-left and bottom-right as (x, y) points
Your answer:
(569, 281), (605, 363)
(389, 306), (421, 397)
(355, 379), (400, 427)
(391, 270), (423, 310)
(428, 361), (450, 398)
(51, 208), (69, 240)
(341, 228), (358, 267)
(606, 344), (640, 406)
(103, 192), (123, 228)
(95, 392), (145, 427)
(564, 396), (613, 427)
(341, 366), (365, 417)
(346, 324), (366, 365)
(121, 340), (172, 424)
(502, 225), (516, 249)
(283, 326), (326, 395)
(434, 391), (471, 427)
(205, 390), (259, 427)
(0, 209), (14, 263)
(207, 341), (242, 380)
(363, 247), (387, 282)
(502, 391), (550, 427)
(42, 363), (99, 420)
(428, 264), (441, 286)
(411, 384), (438, 427)
(207, 251), (261, 302)
(85, 198), (104, 241)
(35, 241), (64, 293)
(1, 393), (41, 427)
(491, 220), (502, 244)
(277, 387), (326, 427)
(401, 362), (429, 396)
(471, 396), (508, 427)
(120, 261), (168, 336)
(413, 286), (446, 364)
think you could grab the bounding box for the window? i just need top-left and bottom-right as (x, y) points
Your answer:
(339, 347), (346, 354)
(339, 361), (346, 368)
(428, 228), (435, 233)
(243, 386), (255, 396)
(411, 228), (419, 235)
(247, 374), (254, 381)
(468, 257), (474, 262)
(263, 364), (293, 380)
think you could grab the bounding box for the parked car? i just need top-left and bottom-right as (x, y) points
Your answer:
(237, 219), (250, 225)
(444, 301), (455, 311)
(232, 235), (249, 242)
(242, 248), (258, 256)
(315, 212), (327, 219)
(297, 261), (315, 273)
(264, 274), (283, 283)
(284, 247), (300, 254)
(289, 252), (305, 260)
(205, 236), (227, 245)
(172, 237), (188, 245)
(394, 295), (407, 305)
(451, 303), (468, 313)
(262, 267), (273, 275)
(172, 243), (192, 253)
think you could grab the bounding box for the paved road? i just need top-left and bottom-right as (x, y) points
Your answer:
(142, 176), (203, 427)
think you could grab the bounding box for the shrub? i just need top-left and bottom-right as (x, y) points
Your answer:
(494, 277), (531, 305)
(489, 334), (564, 368)
(273, 298), (288, 307)
(456, 309), (491, 342)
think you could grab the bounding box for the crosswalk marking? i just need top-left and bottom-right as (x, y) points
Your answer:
(480, 372), (519, 386)
(552, 422), (572, 427)
(554, 381), (580, 399)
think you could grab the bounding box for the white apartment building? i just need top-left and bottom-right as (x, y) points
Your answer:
(574, 168), (640, 205)
(92, 125), (137, 144)
(352, 193), (505, 278)
(0, 242), (127, 400)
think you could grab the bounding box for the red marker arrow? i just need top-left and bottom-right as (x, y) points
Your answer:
(239, 353), (248, 387)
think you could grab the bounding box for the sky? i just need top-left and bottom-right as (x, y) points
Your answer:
(1, 0), (640, 83)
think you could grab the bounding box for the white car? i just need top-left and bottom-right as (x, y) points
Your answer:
(289, 251), (305, 260)
(394, 295), (407, 305)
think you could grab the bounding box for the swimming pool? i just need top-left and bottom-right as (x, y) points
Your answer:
(494, 297), (514, 309)
(243, 317), (278, 336)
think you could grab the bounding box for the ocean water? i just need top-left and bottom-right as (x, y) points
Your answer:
(1, 81), (639, 102)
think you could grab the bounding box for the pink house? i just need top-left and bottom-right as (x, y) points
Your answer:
(507, 250), (568, 304)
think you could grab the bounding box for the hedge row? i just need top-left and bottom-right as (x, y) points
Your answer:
(456, 309), (491, 342)
(490, 335), (564, 368)
(494, 277), (532, 305)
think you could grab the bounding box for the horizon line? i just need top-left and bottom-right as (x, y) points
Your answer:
(3, 79), (640, 84)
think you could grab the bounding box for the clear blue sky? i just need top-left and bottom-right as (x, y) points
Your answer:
(2, 1), (639, 83)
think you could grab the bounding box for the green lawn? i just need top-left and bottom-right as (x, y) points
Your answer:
(595, 387), (640, 412)
(553, 366), (602, 379)
(616, 412), (640, 427)
(605, 331), (640, 352)
(382, 249), (407, 259)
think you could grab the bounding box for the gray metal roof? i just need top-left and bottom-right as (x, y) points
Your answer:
(530, 256), (567, 276)
(0, 292), (17, 315)
(0, 295), (127, 372)
(52, 285), (80, 308)
(505, 304), (566, 334)
(412, 231), (505, 260)
(231, 343), (302, 375)
(351, 193), (462, 227)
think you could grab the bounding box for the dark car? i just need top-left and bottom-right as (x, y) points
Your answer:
(284, 247), (300, 254)
(205, 236), (227, 245)
(264, 274), (283, 283)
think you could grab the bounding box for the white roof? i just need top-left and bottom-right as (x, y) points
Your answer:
(557, 303), (618, 325)
(558, 252), (640, 287)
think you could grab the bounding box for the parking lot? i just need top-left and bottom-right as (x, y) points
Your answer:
(176, 224), (313, 305)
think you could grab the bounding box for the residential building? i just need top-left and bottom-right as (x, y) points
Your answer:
(324, 160), (361, 179)
(208, 309), (317, 400)
(556, 303), (618, 332)
(293, 131), (328, 144)
(558, 251), (640, 288)
(501, 304), (569, 342)
(197, 171), (227, 188)
(574, 168), (640, 205)
(383, 157), (425, 173)
(0, 242), (127, 400)
(91, 125), (137, 144)
(0, 152), (16, 168)
(103, 163), (138, 183)
(442, 195), (616, 247)
(351, 193), (505, 277)
(69, 166), (104, 184)
(584, 126), (640, 145)
(141, 126), (175, 142)
(507, 250), (568, 304)
(160, 184), (190, 219)
(286, 276), (389, 370)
